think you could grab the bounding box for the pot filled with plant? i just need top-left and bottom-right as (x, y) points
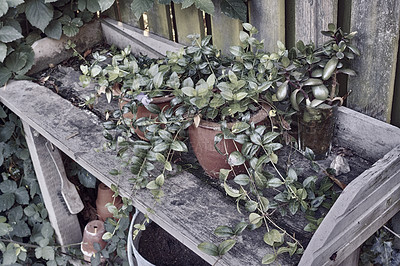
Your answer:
(274, 24), (360, 159)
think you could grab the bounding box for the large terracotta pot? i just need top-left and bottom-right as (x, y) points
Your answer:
(189, 107), (268, 179)
(81, 220), (107, 262)
(96, 183), (122, 221)
(120, 95), (174, 140)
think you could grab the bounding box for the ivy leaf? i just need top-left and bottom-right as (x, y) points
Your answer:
(41, 222), (54, 238)
(263, 229), (283, 246)
(131, 0), (154, 19)
(0, 222), (12, 236)
(262, 253), (276, 264)
(15, 187), (29, 205)
(98, 0), (115, 12)
(11, 221), (30, 237)
(0, 67), (12, 86)
(231, 121), (249, 133)
(221, 0), (247, 22)
(0, 193), (15, 212)
(228, 151), (245, 166)
(0, 2), (8, 18)
(193, 0), (214, 15)
(40, 246), (55, 260)
(214, 226), (234, 237)
(198, 242), (219, 256)
(86, 0), (101, 12)
(170, 140), (188, 152)
(5, 50), (27, 73)
(218, 239), (236, 255)
(44, 20), (62, 39)
(3, 247), (18, 265)
(233, 174), (249, 185)
(0, 180), (17, 193)
(25, 0), (54, 32)
(0, 26), (23, 43)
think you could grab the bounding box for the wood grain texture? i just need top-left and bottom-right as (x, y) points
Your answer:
(210, 0), (241, 54)
(115, 0), (143, 28)
(347, 0), (400, 122)
(249, 0), (285, 51)
(335, 107), (400, 162)
(147, 2), (173, 40)
(0, 80), (300, 266)
(101, 18), (182, 58)
(173, 4), (205, 46)
(299, 146), (400, 266)
(294, 0), (338, 46)
(23, 123), (82, 247)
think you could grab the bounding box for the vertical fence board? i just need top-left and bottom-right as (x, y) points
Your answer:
(249, 0), (285, 51)
(173, 4), (205, 45)
(211, 0), (241, 54)
(116, 0), (144, 28)
(294, 0), (338, 46)
(347, 0), (400, 122)
(147, 2), (173, 40)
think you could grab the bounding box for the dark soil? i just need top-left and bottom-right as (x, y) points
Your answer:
(139, 222), (210, 266)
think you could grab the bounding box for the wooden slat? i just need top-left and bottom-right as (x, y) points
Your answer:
(210, 0), (241, 54)
(335, 107), (400, 162)
(294, 0), (338, 47)
(347, 0), (400, 122)
(115, 0), (144, 28)
(249, 0), (285, 51)
(101, 18), (182, 58)
(173, 4), (205, 45)
(0, 80), (300, 266)
(147, 2), (173, 40)
(23, 123), (82, 247)
(299, 145), (400, 266)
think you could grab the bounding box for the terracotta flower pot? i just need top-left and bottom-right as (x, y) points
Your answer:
(298, 105), (338, 160)
(120, 95), (174, 140)
(96, 183), (122, 221)
(189, 107), (268, 179)
(81, 220), (107, 262)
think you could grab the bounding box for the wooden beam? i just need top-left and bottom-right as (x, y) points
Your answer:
(23, 123), (82, 247)
(294, 0), (338, 47)
(210, 0), (241, 54)
(347, 0), (400, 122)
(249, 0), (285, 51)
(173, 4), (205, 46)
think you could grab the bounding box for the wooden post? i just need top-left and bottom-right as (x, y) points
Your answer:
(147, 2), (173, 40)
(347, 0), (400, 122)
(23, 122), (82, 247)
(173, 3), (205, 45)
(248, 0), (285, 51)
(294, 0), (338, 47)
(210, 0), (241, 54)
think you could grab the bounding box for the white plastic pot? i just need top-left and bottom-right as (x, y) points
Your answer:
(128, 210), (155, 266)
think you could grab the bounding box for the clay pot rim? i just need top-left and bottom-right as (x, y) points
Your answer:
(194, 104), (269, 131)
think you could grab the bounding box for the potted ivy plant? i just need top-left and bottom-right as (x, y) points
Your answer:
(274, 24), (360, 159)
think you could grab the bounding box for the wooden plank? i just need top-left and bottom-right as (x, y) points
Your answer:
(22, 123), (82, 247)
(347, 0), (400, 122)
(147, 2), (173, 40)
(335, 106), (400, 162)
(249, 0), (285, 51)
(210, 0), (241, 54)
(294, 0), (338, 47)
(114, 0), (144, 28)
(0, 80), (301, 266)
(101, 18), (182, 58)
(173, 3), (205, 45)
(299, 145), (400, 266)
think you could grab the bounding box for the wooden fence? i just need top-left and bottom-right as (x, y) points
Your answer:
(106, 0), (400, 127)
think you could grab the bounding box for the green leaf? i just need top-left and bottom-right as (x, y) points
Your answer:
(7, 0), (24, 7)
(99, 0), (115, 11)
(288, 201), (299, 215)
(0, 26), (23, 43)
(153, 142), (169, 152)
(0, 2), (9, 19)
(146, 180), (159, 190)
(102, 231), (113, 240)
(4, 50), (26, 73)
(145, 103), (161, 114)
(0, 193), (15, 212)
(221, 0), (247, 21)
(263, 229), (283, 246)
(322, 56), (338, 80)
(233, 174), (249, 185)
(0, 67), (12, 86)
(267, 177), (283, 188)
(41, 246), (55, 260)
(25, 0), (54, 32)
(245, 200), (258, 212)
(15, 187), (29, 205)
(198, 242), (219, 256)
(3, 248), (18, 265)
(228, 151), (245, 166)
(231, 121), (249, 134)
(214, 226), (234, 237)
(86, 0), (101, 12)
(0, 180), (17, 193)
(234, 221), (247, 235)
(249, 212), (262, 224)
(41, 222), (54, 238)
(223, 182), (241, 198)
(170, 140), (188, 152)
(44, 20), (62, 39)
(262, 253), (276, 264)
(131, 0), (154, 19)
(155, 174), (165, 187)
(0, 222), (12, 236)
(218, 239), (236, 256)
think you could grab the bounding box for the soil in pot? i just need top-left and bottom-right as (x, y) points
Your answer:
(138, 222), (209, 266)
(298, 105), (338, 160)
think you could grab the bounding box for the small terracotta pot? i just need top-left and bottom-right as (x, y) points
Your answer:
(81, 220), (107, 262)
(96, 183), (122, 221)
(189, 107), (268, 179)
(120, 96), (174, 140)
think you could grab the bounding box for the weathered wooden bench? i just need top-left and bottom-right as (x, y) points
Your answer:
(1, 18), (400, 265)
